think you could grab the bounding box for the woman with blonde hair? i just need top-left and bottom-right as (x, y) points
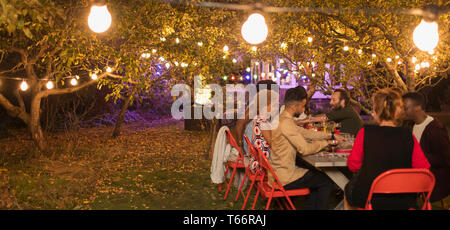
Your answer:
(344, 88), (430, 210)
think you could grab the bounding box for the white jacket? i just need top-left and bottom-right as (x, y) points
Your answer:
(210, 126), (232, 184)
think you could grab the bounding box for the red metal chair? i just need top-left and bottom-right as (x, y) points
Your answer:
(364, 168), (435, 210)
(236, 135), (265, 210)
(252, 147), (310, 210)
(218, 129), (246, 200)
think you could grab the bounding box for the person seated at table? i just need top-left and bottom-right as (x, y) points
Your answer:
(249, 89), (275, 173)
(271, 86), (343, 210)
(314, 89), (363, 136)
(236, 80), (277, 156)
(402, 92), (450, 204)
(344, 88), (430, 210)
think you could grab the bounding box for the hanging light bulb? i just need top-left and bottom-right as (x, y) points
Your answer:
(241, 13), (268, 45)
(413, 19), (439, 53)
(88, 5), (112, 33)
(91, 73), (98, 80)
(46, 81), (54, 89)
(106, 66), (113, 73)
(20, 80), (29, 91)
(70, 78), (78, 86)
(307, 37), (313, 43)
(223, 45), (229, 53)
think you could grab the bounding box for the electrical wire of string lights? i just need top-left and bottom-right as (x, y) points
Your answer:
(153, 0), (449, 19)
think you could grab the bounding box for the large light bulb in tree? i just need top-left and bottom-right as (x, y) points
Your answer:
(20, 80), (29, 91)
(241, 13), (268, 45)
(88, 5), (112, 33)
(413, 19), (439, 52)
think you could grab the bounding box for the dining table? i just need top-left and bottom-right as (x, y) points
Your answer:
(302, 148), (352, 210)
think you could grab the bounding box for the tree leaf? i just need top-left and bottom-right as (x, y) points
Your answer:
(23, 28), (33, 39)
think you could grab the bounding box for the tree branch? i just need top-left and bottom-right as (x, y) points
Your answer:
(0, 93), (30, 124)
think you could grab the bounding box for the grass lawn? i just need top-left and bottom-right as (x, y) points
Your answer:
(0, 120), (448, 210)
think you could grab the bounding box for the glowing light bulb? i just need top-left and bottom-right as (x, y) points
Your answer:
(91, 73), (98, 80)
(412, 57), (417, 63)
(20, 80), (29, 91)
(106, 66), (112, 73)
(358, 49), (363, 54)
(175, 38), (180, 44)
(241, 13), (268, 45)
(165, 63), (170, 68)
(307, 37), (313, 43)
(413, 20), (439, 53)
(70, 78), (78, 86)
(251, 46), (257, 52)
(415, 64), (421, 71)
(223, 45), (229, 52)
(279, 59), (284, 64)
(232, 58), (237, 63)
(372, 54), (376, 58)
(46, 81), (54, 89)
(343, 46), (349, 51)
(280, 42), (287, 49)
(197, 41), (203, 47)
(246, 67), (251, 72)
(421, 62), (430, 68)
(88, 5), (112, 33)
(387, 58), (392, 62)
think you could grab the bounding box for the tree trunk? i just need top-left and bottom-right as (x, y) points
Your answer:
(112, 93), (133, 138)
(29, 94), (47, 150)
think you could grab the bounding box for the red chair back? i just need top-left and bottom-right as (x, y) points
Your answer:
(255, 147), (284, 187)
(243, 135), (259, 163)
(225, 129), (245, 162)
(365, 168), (435, 210)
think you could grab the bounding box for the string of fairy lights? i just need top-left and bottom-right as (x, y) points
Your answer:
(0, 34), (440, 92)
(0, 1), (446, 92)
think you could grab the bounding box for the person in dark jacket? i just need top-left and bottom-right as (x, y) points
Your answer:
(403, 92), (450, 203)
